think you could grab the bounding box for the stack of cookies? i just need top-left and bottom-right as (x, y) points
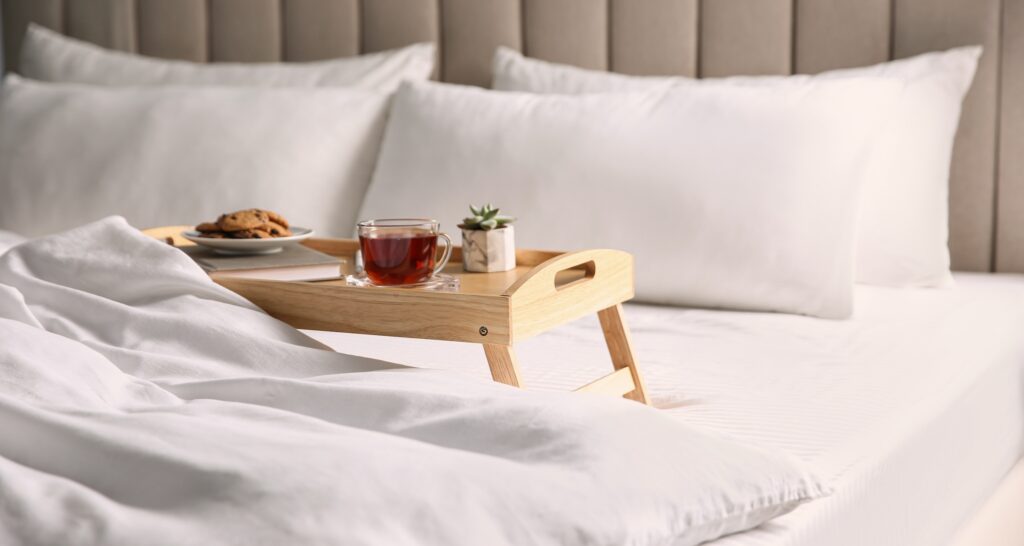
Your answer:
(195, 209), (293, 239)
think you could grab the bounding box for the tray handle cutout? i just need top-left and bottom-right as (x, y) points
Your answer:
(504, 249), (631, 302)
(554, 260), (596, 291)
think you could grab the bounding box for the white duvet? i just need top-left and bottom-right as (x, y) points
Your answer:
(0, 218), (824, 546)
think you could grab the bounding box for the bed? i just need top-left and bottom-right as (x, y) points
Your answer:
(2, 1), (1023, 544)
(310, 273), (1024, 545)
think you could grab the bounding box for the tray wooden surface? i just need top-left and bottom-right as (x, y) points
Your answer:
(212, 238), (633, 347)
(143, 227), (648, 403)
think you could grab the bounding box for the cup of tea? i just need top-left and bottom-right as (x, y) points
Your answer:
(357, 219), (453, 286)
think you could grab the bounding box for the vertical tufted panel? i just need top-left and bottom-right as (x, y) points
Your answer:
(283, 0), (360, 61)
(795, 0), (891, 74)
(997, 0), (1024, 272)
(610, 0), (697, 76)
(894, 0), (1001, 272)
(209, 0), (283, 62)
(65, 0), (136, 52)
(523, 0), (608, 70)
(361, 0), (439, 52)
(2, 0), (62, 72)
(441, 0), (521, 86)
(137, 0), (208, 61)
(699, 0), (793, 77)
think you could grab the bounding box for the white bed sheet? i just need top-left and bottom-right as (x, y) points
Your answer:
(308, 273), (1024, 546)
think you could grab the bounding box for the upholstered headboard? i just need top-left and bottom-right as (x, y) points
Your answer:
(2, 0), (1022, 273)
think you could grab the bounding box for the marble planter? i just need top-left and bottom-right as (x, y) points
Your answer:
(462, 226), (516, 272)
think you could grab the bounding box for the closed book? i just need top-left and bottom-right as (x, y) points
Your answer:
(183, 245), (343, 281)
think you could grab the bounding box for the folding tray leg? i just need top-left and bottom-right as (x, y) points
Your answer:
(483, 344), (523, 388)
(484, 305), (648, 405)
(595, 304), (649, 404)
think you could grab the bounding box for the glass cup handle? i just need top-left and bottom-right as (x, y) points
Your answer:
(433, 232), (453, 276)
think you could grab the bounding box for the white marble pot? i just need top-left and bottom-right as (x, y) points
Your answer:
(461, 226), (516, 272)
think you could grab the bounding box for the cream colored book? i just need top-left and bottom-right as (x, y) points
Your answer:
(183, 245), (342, 282)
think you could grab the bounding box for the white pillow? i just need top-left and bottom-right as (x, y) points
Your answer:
(0, 75), (387, 237)
(360, 80), (901, 318)
(19, 23), (435, 91)
(494, 46), (981, 288)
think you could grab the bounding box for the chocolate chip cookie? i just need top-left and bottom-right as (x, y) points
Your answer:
(216, 209), (271, 232)
(195, 209), (294, 239)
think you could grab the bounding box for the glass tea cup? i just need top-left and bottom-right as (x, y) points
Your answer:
(357, 219), (453, 286)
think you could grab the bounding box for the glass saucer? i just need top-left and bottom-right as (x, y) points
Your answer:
(344, 272), (460, 292)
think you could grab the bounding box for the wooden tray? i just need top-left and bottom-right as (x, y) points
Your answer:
(145, 228), (648, 404)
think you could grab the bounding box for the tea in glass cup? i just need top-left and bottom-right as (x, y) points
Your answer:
(357, 219), (453, 285)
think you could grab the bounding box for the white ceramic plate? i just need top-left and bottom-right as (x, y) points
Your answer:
(182, 227), (315, 255)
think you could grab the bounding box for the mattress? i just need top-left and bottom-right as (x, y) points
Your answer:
(307, 272), (1024, 546)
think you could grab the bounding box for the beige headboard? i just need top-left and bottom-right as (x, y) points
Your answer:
(2, 0), (1022, 273)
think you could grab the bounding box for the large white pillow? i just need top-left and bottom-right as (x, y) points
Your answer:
(360, 80), (901, 318)
(19, 23), (434, 91)
(0, 75), (387, 237)
(494, 46), (981, 288)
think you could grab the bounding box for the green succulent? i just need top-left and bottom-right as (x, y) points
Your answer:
(459, 204), (515, 231)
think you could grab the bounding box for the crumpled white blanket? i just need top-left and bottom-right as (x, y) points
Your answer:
(0, 218), (824, 546)
(0, 230), (24, 255)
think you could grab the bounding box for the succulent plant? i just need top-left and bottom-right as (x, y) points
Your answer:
(459, 204), (515, 231)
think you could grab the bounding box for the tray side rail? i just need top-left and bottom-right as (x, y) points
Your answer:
(214, 277), (513, 344)
(505, 249), (635, 341)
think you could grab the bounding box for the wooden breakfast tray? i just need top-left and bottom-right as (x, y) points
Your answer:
(145, 228), (648, 404)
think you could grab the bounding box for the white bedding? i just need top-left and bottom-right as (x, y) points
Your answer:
(310, 274), (1024, 545)
(0, 219), (827, 546)
(0, 231), (24, 254)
